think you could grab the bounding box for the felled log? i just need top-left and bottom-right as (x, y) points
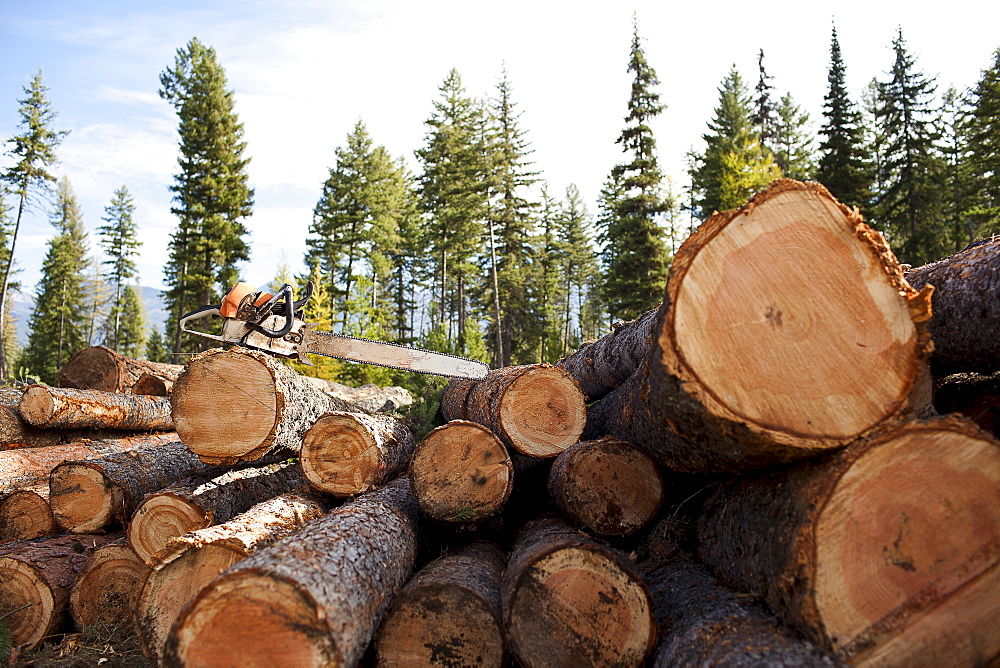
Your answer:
(375, 541), (506, 667)
(300, 411), (414, 496)
(0, 533), (120, 652)
(586, 179), (934, 473)
(68, 537), (149, 630)
(0, 485), (53, 542)
(136, 489), (327, 661)
(442, 364), (586, 458)
(0, 405), (60, 449)
(163, 477), (420, 666)
(56, 345), (183, 395)
(127, 459), (306, 564)
(19, 385), (173, 431)
(935, 371), (1000, 438)
(547, 437), (663, 536)
(171, 347), (352, 465)
(697, 415), (1000, 665)
(304, 377), (414, 412)
(502, 516), (656, 667)
(49, 439), (213, 533)
(905, 237), (1000, 377)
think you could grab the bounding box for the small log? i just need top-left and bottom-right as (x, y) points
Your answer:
(19, 385), (173, 431)
(163, 477), (420, 667)
(0, 405), (60, 449)
(442, 364), (586, 458)
(68, 537), (149, 630)
(375, 541), (506, 667)
(502, 516), (656, 667)
(300, 411), (414, 497)
(171, 347), (352, 465)
(127, 459), (306, 564)
(0, 485), (53, 542)
(697, 415), (1000, 665)
(135, 489), (327, 660)
(547, 437), (663, 536)
(409, 420), (513, 523)
(0, 386), (24, 405)
(56, 345), (183, 395)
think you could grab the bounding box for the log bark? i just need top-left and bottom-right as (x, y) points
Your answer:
(0, 533), (120, 651)
(0, 405), (60, 449)
(49, 439), (215, 534)
(409, 420), (513, 523)
(127, 459), (307, 564)
(502, 516), (656, 667)
(547, 437), (663, 536)
(19, 385), (174, 431)
(586, 179), (934, 473)
(56, 345), (183, 395)
(375, 541), (506, 667)
(0, 485), (53, 542)
(68, 537), (148, 630)
(442, 364), (586, 458)
(905, 237), (1000, 377)
(171, 347), (352, 464)
(300, 410), (414, 496)
(304, 377), (414, 412)
(697, 415), (1000, 665)
(135, 489), (327, 661)
(163, 477), (420, 667)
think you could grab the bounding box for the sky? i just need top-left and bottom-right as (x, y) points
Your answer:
(1, 0), (999, 305)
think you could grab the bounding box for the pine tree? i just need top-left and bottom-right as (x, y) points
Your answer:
(386, 168), (423, 345)
(966, 47), (1000, 241)
(939, 87), (977, 250)
(97, 185), (142, 350)
(145, 325), (171, 363)
(558, 184), (599, 356)
(772, 93), (816, 180)
(535, 187), (565, 363)
(102, 284), (145, 357)
(754, 49), (778, 149)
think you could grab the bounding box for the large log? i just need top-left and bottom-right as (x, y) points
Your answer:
(375, 541), (506, 667)
(171, 347), (352, 465)
(163, 477), (420, 666)
(68, 537), (149, 631)
(586, 179), (934, 473)
(56, 345), (183, 395)
(0, 485), (53, 542)
(697, 416), (1000, 665)
(19, 385), (174, 431)
(502, 516), (656, 667)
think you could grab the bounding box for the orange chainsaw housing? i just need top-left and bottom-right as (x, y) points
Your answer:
(219, 283), (273, 318)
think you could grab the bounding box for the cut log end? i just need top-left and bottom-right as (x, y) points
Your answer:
(17, 386), (55, 427)
(301, 413), (382, 496)
(49, 463), (122, 534)
(499, 367), (586, 457)
(0, 487), (53, 541)
(70, 543), (148, 629)
(128, 494), (211, 564)
(0, 555), (55, 650)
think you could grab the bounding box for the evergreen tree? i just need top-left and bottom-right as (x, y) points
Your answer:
(754, 49), (778, 149)
(386, 168), (423, 345)
(102, 284), (145, 357)
(145, 325), (171, 363)
(772, 93), (816, 180)
(82, 263), (112, 345)
(535, 187), (564, 363)
(558, 184), (599, 356)
(939, 87), (977, 250)
(966, 47), (1000, 241)
(97, 185), (142, 350)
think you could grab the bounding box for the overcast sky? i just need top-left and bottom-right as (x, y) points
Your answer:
(2, 0), (998, 302)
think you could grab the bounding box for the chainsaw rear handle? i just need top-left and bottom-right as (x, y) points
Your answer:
(179, 305), (227, 342)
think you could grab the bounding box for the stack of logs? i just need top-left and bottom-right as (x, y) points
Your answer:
(1, 179), (998, 666)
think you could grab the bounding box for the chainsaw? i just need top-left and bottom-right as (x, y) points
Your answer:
(179, 282), (490, 379)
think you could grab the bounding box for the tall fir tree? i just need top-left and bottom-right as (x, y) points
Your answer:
(535, 187), (564, 363)
(939, 87), (977, 250)
(772, 93), (816, 180)
(966, 47), (1000, 242)
(754, 49), (778, 150)
(558, 184), (599, 356)
(101, 284), (145, 357)
(97, 185), (142, 350)
(386, 167), (423, 345)
(145, 325), (171, 363)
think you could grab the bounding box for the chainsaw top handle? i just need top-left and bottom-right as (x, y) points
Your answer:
(250, 284), (296, 338)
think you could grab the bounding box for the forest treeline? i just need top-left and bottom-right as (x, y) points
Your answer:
(2, 23), (999, 390)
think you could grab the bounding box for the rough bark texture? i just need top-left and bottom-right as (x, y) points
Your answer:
(586, 179), (934, 473)
(128, 459), (307, 564)
(19, 385), (174, 431)
(375, 541), (507, 667)
(56, 345), (183, 395)
(304, 377), (413, 412)
(300, 411), (414, 496)
(502, 516), (656, 667)
(163, 477), (420, 667)
(171, 347), (352, 464)
(68, 537), (149, 630)
(0, 485), (53, 542)
(935, 371), (1000, 438)
(905, 237), (1000, 377)
(697, 416), (1000, 665)
(0, 405), (60, 449)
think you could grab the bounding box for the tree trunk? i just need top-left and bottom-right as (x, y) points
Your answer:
(136, 489), (327, 661)
(586, 179), (934, 473)
(0, 485), (53, 542)
(502, 516), (656, 667)
(68, 537), (149, 631)
(547, 437), (663, 536)
(19, 385), (174, 431)
(56, 345), (184, 395)
(442, 364), (586, 458)
(171, 346), (352, 465)
(697, 415), (1000, 666)
(375, 540), (506, 668)
(163, 477), (420, 667)
(127, 459), (307, 564)
(300, 411), (414, 497)
(409, 420), (513, 523)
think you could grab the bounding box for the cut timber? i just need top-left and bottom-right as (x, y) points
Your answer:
(0, 485), (53, 541)
(905, 237), (1000, 376)
(587, 179), (933, 472)
(0, 405), (60, 449)
(375, 541), (506, 668)
(547, 437), (662, 536)
(300, 411), (414, 496)
(49, 439), (214, 533)
(19, 385), (173, 431)
(136, 490), (326, 661)
(56, 345), (183, 395)
(68, 537), (149, 630)
(442, 364), (586, 458)
(697, 415), (1000, 665)
(163, 477), (420, 667)
(410, 420), (513, 523)
(171, 347), (352, 464)
(935, 371), (1000, 438)
(0, 533), (120, 652)
(128, 459), (306, 564)
(502, 516), (656, 667)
